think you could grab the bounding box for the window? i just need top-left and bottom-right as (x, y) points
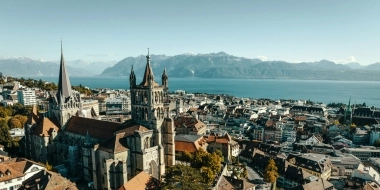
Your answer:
(17, 177), (22, 181)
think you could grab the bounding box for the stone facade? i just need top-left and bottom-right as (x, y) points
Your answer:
(23, 47), (175, 190)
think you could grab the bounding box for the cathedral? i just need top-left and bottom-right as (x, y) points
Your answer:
(24, 44), (175, 189)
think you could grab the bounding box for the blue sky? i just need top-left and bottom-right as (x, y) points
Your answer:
(1, 0), (379, 65)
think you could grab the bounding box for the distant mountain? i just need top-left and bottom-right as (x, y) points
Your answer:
(100, 52), (380, 81)
(65, 60), (117, 75)
(0, 57), (92, 77)
(364, 62), (380, 70)
(345, 62), (364, 69)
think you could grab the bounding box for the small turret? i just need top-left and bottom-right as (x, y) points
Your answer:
(129, 65), (136, 87)
(162, 68), (168, 87)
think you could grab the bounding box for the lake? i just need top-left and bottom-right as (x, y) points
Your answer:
(33, 76), (380, 107)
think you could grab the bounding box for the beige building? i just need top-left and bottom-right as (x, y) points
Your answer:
(24, 47), (175, 189)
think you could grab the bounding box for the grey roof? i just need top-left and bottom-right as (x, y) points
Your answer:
(56, 42), (72, 104)
(175, 134), (203, 142)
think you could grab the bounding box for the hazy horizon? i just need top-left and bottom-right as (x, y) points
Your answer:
(1, 1), (380, 65)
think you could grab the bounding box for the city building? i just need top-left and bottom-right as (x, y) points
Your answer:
(0, 158), (45, 190)
(17, 89), (36, 106)
(342, 147), (380, 161)
(286, 153), (332, 180)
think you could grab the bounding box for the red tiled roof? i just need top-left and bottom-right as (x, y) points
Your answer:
(33, 117), (60, 137)
(65, 116), (120, 140)
(119, 171), (160, 190)
(98, 133), (128, 154)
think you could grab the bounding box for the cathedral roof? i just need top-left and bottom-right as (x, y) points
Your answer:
(33, 117), (60, 137)
(97, 132), (128, 154)
(65, 116), (120, 140)
(56, 41), (72, 104)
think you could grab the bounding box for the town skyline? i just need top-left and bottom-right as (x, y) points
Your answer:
(1, 1), (380, 65)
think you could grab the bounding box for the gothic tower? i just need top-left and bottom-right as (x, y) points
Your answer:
(49, 41), (81, 128)
(129, 49), (170, 178)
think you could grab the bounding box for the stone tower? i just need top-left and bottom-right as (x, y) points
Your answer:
(129, 49), (175, 178)
(49, 41), (81, 128)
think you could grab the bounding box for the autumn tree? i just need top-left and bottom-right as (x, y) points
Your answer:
(264, 158), (279, 190)
(0, 106), (12, 118)
(46, 161), (53, 171)
(189, 149), (223, 185)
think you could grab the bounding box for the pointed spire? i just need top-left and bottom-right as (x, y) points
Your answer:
(130, 65), (136, 87)
(139, 48), (155, 86)
(162, 67), (168, 87)
(56, 41), (72, 104)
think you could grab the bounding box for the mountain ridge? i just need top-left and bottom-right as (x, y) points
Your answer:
(2, 53), (380, 81)
(100, 52), (380, 81)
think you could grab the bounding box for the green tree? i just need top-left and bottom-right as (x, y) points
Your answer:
(11, 103), (31, 116)
(162, 165), (206, 190)
(264, 158), (279, 190)
(192, 149), (208, 168)
(182, 151), (193, 163)
(0, 119), (12, 147)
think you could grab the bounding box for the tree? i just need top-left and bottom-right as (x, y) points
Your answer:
(46, 161), (53, 171)
(11, 103), (31, 116)
(333, 120), (340, 125)
(8, 117), (23, 129)
(214, 149), (223, 158)
(264, 158), (279, 190)
(182, 151), (193, 163)
(0, 119), (12, 147)
(192, 149), (208, 168)
(0, 106), (12, 118)
(162, 165), (206, 190)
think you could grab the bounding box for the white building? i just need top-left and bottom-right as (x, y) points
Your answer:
(17, 89), (36, 106)
(0, 158), (45, 190)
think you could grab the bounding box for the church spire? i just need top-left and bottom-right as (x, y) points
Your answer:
(139, 48), (155, 87)
(162, 67), (168, 87)
(129, 65), (136, 87)
(56, 41), (72, 104)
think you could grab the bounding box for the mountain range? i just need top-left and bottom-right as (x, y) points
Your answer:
(2, 53), (380, 81)
(100, 52), (380, 81)
(0, 57), (115, 76)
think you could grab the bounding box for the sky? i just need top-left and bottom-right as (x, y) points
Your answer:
(1, 1), (380, 65)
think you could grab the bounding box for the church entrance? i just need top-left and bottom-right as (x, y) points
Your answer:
(149, 160), (158, 179)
